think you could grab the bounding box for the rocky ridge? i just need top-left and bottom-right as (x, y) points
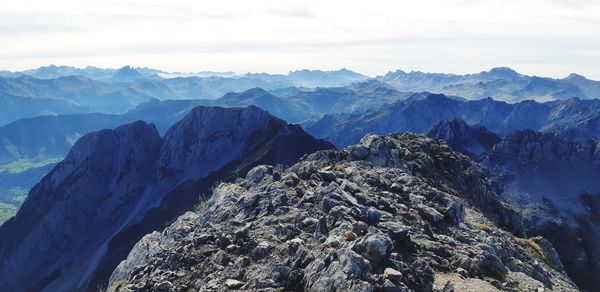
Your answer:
(108, 133), (577, 291)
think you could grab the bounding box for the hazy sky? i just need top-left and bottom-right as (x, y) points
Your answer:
(1, 0), (600, 78)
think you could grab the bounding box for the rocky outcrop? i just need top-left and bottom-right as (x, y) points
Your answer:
(108, 133), (576, 291)
(0, 106), (333, 291)
(427, 118), (501, 159)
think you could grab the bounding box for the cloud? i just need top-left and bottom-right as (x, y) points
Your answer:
(0, 0), (599, 79)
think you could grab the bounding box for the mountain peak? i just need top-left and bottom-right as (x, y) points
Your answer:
(111, 65), (143, 81)
(219, 88), (276, 102)
(483, 67), (519, 78)
(564, 73), (588, 81)
(427, 118), (500, 158)
(424, 93), (451, 102)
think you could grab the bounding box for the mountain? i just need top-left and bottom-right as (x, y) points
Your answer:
(0, 75), (154, 120)
(377, 67), (599, 102)
(287, 80), (411, 116)
(4, 66), (372, 90)
(20, 65), (116, 80)
(108, 133), (576, 291)
(483, 130), (600, 202)
(0, 93), (87, 125)
(216, 88), (314, 122)
(562, 73), (600, 97)
(241, 69), (370, 89)
(0, 99), (209, 165)
(481, 130), (600, 291)
(305, 94), (600, 147)
(0, 106), (334, 291)
(287, 68), (369, 87)
(17, 65), (164, 80)
(110, 66), (144, 82)
(0, 98), (209, 224)
(427, 118), (501, 159)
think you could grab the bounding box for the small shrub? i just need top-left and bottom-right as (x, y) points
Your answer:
(527, 238), (550, 266)
(195, 194), (209, 212)
(505, 274), (524, 291)
(473, 222), (493, 232)
(332, 163), (345, 172)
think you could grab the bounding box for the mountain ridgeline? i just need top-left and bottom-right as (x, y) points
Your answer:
(305, 94), (600, 147)
(377, 67), (600, 102)
(0, 106), (333, 291)
(2, 65), (600, 127)
(0, 67), (370, 125)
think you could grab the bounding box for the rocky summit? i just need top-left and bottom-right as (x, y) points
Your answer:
(107, 133), (577, 292)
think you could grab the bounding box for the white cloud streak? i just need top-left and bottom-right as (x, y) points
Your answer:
(0, 0), (599, 78)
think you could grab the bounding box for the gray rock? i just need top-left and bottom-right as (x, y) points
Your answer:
(353, 230), (394, 264)
(304, 249), (373, 291)
(225, 279), (244, 289)
(404, 259), (435, 292)
(363, 207), (383, 225)
(214, 250), (231, 266)
(349, 145), (370, 160)
(445, 201), (465, 224)
(384, 267), (403, 283)
(155, 281), (173, 291)
(247, 165), (270, 182)
(419, 205), (444, 223)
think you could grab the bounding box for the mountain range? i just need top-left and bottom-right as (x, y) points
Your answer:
(2, 65), (600, 291)
(377, 67), (600, 102)
(3, 65), (600, 126)
(0, 66), (372, 125)
(305, 94), (600, 147)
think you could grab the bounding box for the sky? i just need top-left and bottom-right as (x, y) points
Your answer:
(1, 0), (600, 79)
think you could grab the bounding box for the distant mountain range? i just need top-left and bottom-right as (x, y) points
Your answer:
(2, 65), (600, 127)
(377, 67), (600, 102)
(0, 66), (373, 125)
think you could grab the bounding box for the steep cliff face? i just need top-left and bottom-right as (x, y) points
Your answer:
(483, 129), (600, 205)
(108, 133), (576, 292)
(0, 121), (162, 291)
(482, 130), (600, 291)
(0, 106), (334, 291)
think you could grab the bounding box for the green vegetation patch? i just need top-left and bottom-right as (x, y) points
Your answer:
(0, 158), (63, 174)
(0, 188), (29, 225)
(0, 202), (17, 224)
